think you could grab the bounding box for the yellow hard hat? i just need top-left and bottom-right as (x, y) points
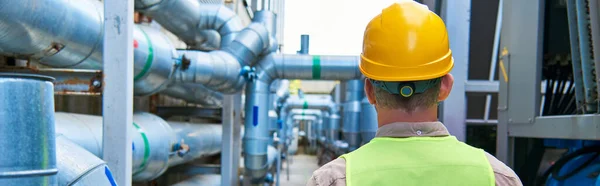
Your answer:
(360, 1), (454, 82)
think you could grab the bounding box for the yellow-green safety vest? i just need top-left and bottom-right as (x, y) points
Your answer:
(340, 136), (495, 186)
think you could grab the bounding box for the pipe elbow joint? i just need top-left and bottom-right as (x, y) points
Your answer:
(225, 23), (270, 65)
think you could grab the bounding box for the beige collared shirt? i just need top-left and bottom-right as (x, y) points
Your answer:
(307, 122), (523, 186)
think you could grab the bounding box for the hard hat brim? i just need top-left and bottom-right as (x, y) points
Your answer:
(359, 50), (454, 82)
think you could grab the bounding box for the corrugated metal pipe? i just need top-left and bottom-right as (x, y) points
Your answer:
(360, 97), (378, 145)
(244, 51), (363, 184)
(54, 112), (222, 181)
(342, 79), (364, 151)
(134, 0), (243, 50)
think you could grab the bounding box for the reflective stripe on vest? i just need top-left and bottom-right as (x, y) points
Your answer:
(340, 136), (495, 186)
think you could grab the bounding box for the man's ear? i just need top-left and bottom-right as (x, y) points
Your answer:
(364, 78), (376, 105)
(438, 74), (454, 101)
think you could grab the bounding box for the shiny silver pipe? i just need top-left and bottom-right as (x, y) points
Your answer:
(55, 112), (176, 181)
(0, 73), (57, 185)
(173, 50), (245, 93)
(254, 54), (361, 82)
(244, 53), (358, 183)
(133, 25), (179, 96)
(55, 112), (223, 181)
(135, 1), (243, 50)
(161, 83), (223, 107)
(360, 97), (378, 145)
(0, 0), (104, 69)
(56, 135), (116, 186)
(167, 121), (222, 167)
(342, 79), (363, 151)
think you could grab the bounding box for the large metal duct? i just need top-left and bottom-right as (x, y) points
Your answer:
(173, 50), (246, 93)
(55, 112), (175, 181)
(56, 135), (115, 186)
(360, 97), (378, 145)
(0, 73), (57, 185)
(342, 79), (363, 151)
(54, 112), (223, 181)
(167, 121), (222, 166)
(0, 0), (268, 104)
(135, 1), (243, 50)
(244, 53), (359, 183)
(161, 83), (223, 107)
(0, 0), (104, 69)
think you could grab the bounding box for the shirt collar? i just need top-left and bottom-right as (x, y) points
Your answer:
(375, 121), (450, 138)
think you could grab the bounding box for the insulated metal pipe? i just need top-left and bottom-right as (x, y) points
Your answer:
(566, 0), (586, 113)
(297, 35), (310, 54)
(0, 0), (104, 69)
(256, 54), (361, 81)
(161, 84), (223, 107)
(55, 112), (223, 181)
(56, 135), (115, 186)
(55, 112), (176, 181)
(244, 53), (359, 183)
(174, 50), (245, 93)
(243, 80), (271, 183)
(360, 97), (378, 145)
(167, 122), (222, 167)
(0, 73), (57, 185)
(135, 1), (243, 50)
(133, 25), (179, 96)
(253, 11), (279, 54)
(342, 79), (363, 151)
(575, 0), (598, 112)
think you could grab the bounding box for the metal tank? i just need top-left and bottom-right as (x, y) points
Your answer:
(0, 73), (57, 185)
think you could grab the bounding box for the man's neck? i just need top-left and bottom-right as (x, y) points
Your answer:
(377, 106), (439, 127)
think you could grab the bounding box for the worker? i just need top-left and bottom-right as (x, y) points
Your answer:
(307, 1), (522, 186)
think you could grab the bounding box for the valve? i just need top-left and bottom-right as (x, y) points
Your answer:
(240, 66), (257, 81)
(171, 139), (190, 157)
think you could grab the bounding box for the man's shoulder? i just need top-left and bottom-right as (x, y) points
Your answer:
(307, 158), (346, 186)
(483, 152), (523, 186)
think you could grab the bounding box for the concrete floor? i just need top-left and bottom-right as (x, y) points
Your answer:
(277, 155), (320, 186)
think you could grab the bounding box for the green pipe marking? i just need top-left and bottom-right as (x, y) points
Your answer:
(134, 27), (154, 81)
(312, 55), (321, 79)
(133, 122), (150, 175)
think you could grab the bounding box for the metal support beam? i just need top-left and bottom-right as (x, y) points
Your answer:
(497, 0), (545, 166)
(465, 80), (499, 93)
(102, 0), (134, 185)
(441, 0), (470, 142)
(221, 94), (243, 186)
(509, 115), (600, 139)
